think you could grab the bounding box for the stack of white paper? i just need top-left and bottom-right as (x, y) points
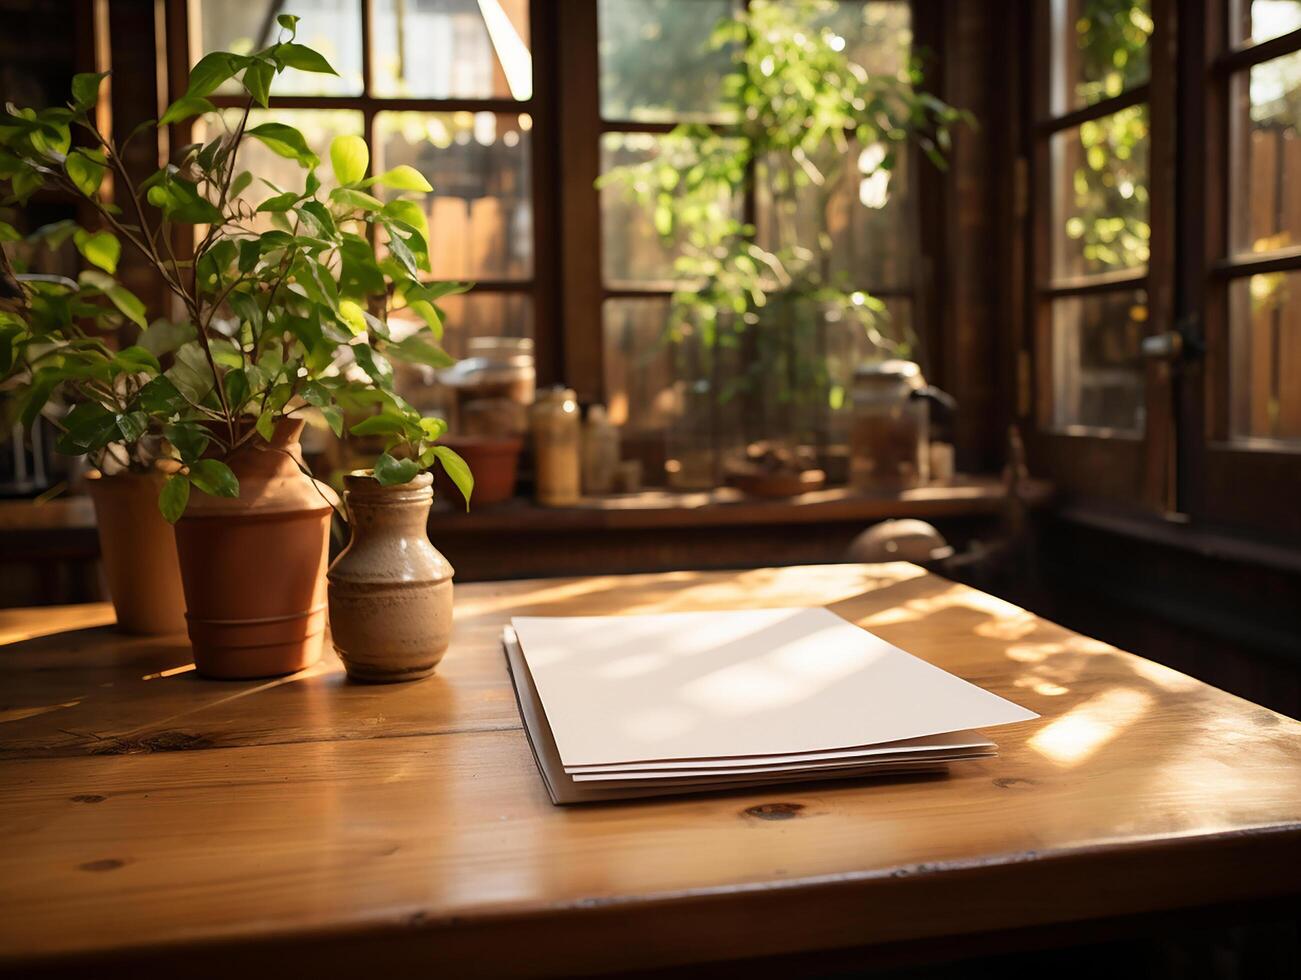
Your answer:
(503, 607), (1036, 805)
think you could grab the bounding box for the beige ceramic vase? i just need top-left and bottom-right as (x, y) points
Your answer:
(87, 470), (188, 634)
(327, 471), (454, 683)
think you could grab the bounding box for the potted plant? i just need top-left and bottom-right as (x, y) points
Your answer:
(601, 0), (969, 486)
(0, 15), (472, 677)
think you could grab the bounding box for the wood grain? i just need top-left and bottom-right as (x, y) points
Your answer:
(0, 564), (1298, 978)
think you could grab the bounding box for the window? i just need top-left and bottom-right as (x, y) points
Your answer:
(1191, 0), (1301, 533)
(181, 1), (932, 487)
(594, 0), (921, 484)
(185, 0), (537, 380)
(1036, 0), (1153, 437)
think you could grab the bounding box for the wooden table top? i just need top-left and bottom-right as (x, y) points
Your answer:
(1, 564), (1298, 977)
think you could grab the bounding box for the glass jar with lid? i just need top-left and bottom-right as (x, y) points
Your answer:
(848, 359), (929, 491)
(439, 337), (536, 438)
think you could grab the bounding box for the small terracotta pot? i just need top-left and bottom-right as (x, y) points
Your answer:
(173, 419), (335, 680)
(328, 471), (454, 683)
(433, 434), (521, 507)
(87, 471), (188, 634)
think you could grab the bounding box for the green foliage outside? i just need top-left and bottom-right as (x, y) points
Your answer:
(601, 0), (967, 449)
(0, 15), (472, 519)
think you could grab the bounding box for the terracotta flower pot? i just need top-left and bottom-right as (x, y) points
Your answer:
(173, 419), (336, 680)
(328, 471), (454, 683)
(433, 434), (521, 507)
(87, 471), (188, 634)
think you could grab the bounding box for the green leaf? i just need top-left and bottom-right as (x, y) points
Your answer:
(140, 319), (196, 356)
(374, 452), (419, 487)
(112, 345), (161, 375)
(387, 334), (454, 368)
(277, 14), (300, 33)
(366, 165), (432, 192)
(159, 474), (190, 524)
(188, 458), (239, 498)
(329, 187), (384, 212)
(255, 410), (276, 442)
(384, 222), (421, 279)
(73, 228), (120, 273)
(55, 401), (118, 454)
(106, 284), (147, 328)
(351, 342), (392, 385)
(337, 299), (367, 337)
(229, 170), (253, 198)
(349, 412), (409, 437)
(223, 368), (250, 410)
(137, 375), (186, 415)
(329, 134), (369, 186)
(115, 410), (149, 443)
(405, 299), (443, 339)
(433, 445), (474, 509)
(246, 122), (318, 168)
(164, 421), (210, 463)
(159, 95), (216, 126)
(166, 342), (215, 405)
(321, 404), (344, 437)
(275, 43), (337, 75)
(65, 149), (106, 197)
(242, 60), (274, 108)
(18, 371), (58, 428)
(70, 72), (109, 112)
(299, 380), (329, 407)
(256, 190), (299, 213)
(186, 51), (248, 99)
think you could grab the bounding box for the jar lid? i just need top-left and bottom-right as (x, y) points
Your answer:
(853, 359), (925, 389)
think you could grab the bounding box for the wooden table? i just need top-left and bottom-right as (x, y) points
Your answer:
(0, 564), (1297, 978)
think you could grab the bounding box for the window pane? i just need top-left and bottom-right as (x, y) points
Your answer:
(600, 131), (739, 287)
(603, 296), (678, 434)
(1050, 0), (1152, 113)
(1233, 0), (1301, 46)
(376, 112), (532, 280)
(598, 0), (737, 122)
(755, 143), (914, 290)
(192, 0), (363, 95)
(371, 0), (532, 100)
(822, 0), (911, 77)
(1230, 50), (1301, 256)
(1051, 104), (1150, 280)
(1050, 289), (1146, 433)
(1229, 272), (1301, 443)
(194, 110), (364, 230)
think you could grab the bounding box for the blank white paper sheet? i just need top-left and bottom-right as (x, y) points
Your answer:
(510, 607), (1037, 769)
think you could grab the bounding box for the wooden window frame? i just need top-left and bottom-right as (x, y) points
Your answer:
(1183, 3), (1301, 536)
(165, 0), (560, 377)
(1023, 0), (1178, 510)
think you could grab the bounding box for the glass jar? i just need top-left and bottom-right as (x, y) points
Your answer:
(439, 337), (536, 437)
(529, 387), (581, 506)
(849, 359), (929, 491)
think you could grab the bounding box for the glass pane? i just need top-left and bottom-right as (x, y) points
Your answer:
(193, 110), (364, 230)
(822, 0), (911, 78)
(603, 295), (912, 446)
(598, 0), (737, 122)
(1233, 0), (1301, 46)
(1051, 104), (1150, 280)
(756, 143), (914, 290)
(192, 0), (363, 96)
(603, 297), (678, 434)
(376, 112), (532, 280)
(371, 0), (532, 99)
(1050, 0), (1152, 113)
(391, 291), (533, 415)
(600, 131), (739, 287)
(1050, 289), (1146, 433)
(1229, 272), (1301, 443)
(1230, 50), (1301, 256)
